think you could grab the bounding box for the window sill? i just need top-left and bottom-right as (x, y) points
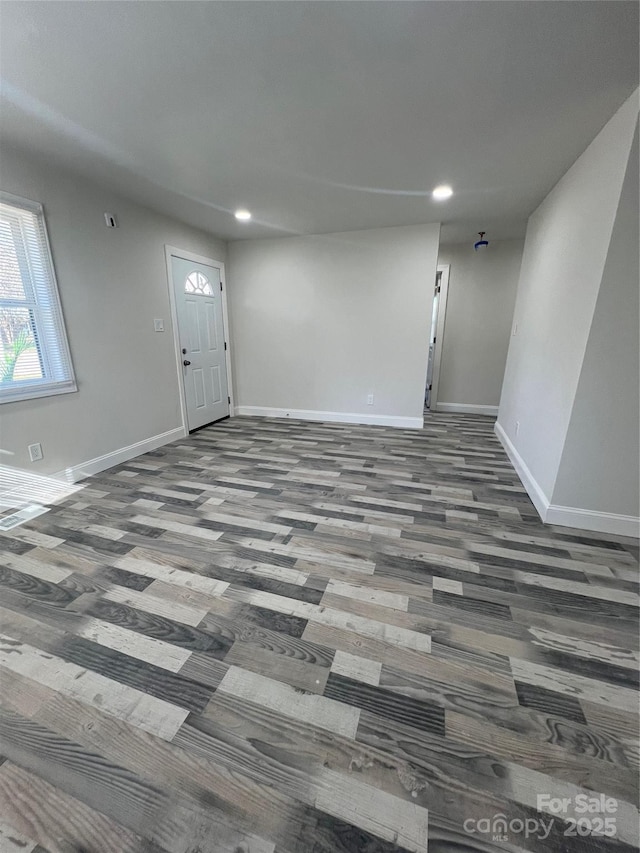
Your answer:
(0, 380), (78, 405)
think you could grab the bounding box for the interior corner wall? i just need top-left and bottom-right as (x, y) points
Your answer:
(497, 91), (639, 512)
(436, 239), (523, 409)
(551, 122), (639, 520)
(0, 146), (227, 477)
(227, 224), (440, 424)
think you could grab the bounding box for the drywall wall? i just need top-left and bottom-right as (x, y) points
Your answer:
(228, 224), (440, 425)
(0, 145), (226, 477)
(497, 91), (639, 503)
(551, 122), (639, 518)
(436, 240), (522, 410)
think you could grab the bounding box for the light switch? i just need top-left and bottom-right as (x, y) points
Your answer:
(28, 443), (44, 462)
(153, 319), (165, 332)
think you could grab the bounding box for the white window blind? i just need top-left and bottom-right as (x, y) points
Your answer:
(0, 192), (76, 403)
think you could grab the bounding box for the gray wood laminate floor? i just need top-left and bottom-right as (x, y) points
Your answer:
(0, 413), (638, 853)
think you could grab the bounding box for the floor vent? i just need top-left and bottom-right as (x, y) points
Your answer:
(0, 504), (49, 531)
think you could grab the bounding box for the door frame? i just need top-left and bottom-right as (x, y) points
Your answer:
(428, 263), (450, 412)
(164, 245), (235, 435)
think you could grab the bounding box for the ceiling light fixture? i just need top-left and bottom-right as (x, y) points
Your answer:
(432, 185), (453, 201)
(474, 231), (489, 251)
(234, 209), (252, 221)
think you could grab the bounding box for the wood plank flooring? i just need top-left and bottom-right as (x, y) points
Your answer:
(0, 412), (638, 853)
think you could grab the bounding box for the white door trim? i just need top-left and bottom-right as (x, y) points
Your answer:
(429, 263), (450, 412)
(164, 245), (235, 434)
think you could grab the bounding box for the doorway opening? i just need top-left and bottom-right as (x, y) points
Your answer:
(424, 264), (450, 411)
(165, 247), (234, 433)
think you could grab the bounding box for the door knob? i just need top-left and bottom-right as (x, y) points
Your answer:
(183, 360), (191, 366)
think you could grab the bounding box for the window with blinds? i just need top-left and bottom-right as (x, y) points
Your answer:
(0, 192), (76, 403)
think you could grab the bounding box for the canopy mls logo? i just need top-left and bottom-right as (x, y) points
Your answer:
(463, 814), (554, 842)
(463, 794), (620, 842)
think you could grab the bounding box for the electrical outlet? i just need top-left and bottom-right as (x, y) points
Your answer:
(28, 443), (43, 462)
(367, 394), (374, 406)
(153, 318), (165, 332)
(515, 421), (520, 435)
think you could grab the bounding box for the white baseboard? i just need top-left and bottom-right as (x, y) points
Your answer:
(545, 505), (640, 539)
(54, 426), (186, 484)
(436, 403), (499, 416)
(494, 420), (550, 520)
(235, 406), (423, 430)
(495, 421), (640, 537)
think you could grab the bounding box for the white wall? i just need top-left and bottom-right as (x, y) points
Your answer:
(228, 224), (440, 426)
(552, 123), (639, 518)
(496, 91), (639, 533)
(0, 146), (226, 477)
(436, 240), (522, 410)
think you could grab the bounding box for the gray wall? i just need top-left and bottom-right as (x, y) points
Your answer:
(228, 224), (440, 421)
(437, 240), (522, 409)
(552, 123), (639, 516)
(497, 91), (639, 501)
(0, 146), (226, 476)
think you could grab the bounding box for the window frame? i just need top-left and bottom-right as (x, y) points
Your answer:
(0, 190), (77, 404)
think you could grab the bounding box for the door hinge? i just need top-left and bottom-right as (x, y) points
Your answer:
(224, 341), (227, 351)
(433, 336), (436, 343)
(220, 282), (223, 291)
(227, 396), (231, 404)
(428, 383), (432, 390)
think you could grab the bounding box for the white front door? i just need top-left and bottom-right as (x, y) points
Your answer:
(171, 255), (229, 430)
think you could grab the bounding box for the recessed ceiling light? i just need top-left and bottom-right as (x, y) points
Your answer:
(234, 209), (252, 221)
(432, 185), (453, 201)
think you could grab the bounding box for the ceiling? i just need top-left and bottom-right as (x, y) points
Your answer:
(1, 2), (637, 243)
